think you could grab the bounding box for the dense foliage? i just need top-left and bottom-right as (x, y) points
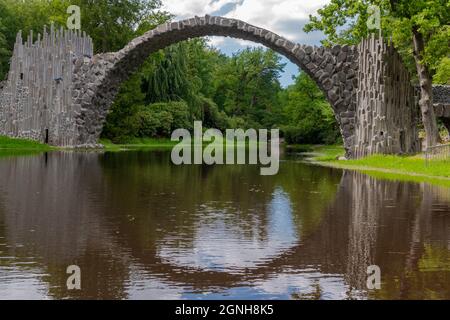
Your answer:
(434, 57), (450, 85)
(0, 0), (168, 81)
(279, 73), (341, 145)
(304, 0), (449, 80)
(101, 41), (341, 144)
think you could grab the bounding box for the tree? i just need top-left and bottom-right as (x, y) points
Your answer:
(212, 47), (285, 128)
(434, 57), (450, 84)
(388, 0), (449, 148)
(142, 43), (192, 104)
(104, 39), (225, 141)
(0, 0), (55, 80)
(0, 0), (167, 80)
(279, 73), (340, 145)
(72, 0), (165, 53)
(305, 0), (450, 148)
(0, 17), (9, 81)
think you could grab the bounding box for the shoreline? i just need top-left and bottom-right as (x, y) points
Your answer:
(300, 145), (450, 188)
(1, 136), (450, 187)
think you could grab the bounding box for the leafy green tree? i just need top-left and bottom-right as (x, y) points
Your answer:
(212, 47), (285, 128)
(0, 0), (167, 80)
(198, 96), (229, 130)
(389, 0), (449, 147)
(130, 101), (191, 139)
(72, 0), (165, 53)
(279, 73), (341, 145)
(142, 43), (192, 104)
(433, 57), (450, 85)
(149, 101), (191, 131)
(104, 40), (207, 142)
(140, 40), (221, 119)
(305, 0), (450, 148)
(133, 108), (160, 137)
(0, 17), (9, 81)
(102, 72), (146, 142)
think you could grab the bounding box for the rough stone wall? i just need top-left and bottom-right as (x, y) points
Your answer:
(433, 85), (450, 118)
(353, 35), (421, 157)
(0, 25), (93, 145)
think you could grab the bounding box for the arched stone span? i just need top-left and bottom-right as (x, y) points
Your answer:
(73, 15), (359, 156)
(1, 16), (422, 158)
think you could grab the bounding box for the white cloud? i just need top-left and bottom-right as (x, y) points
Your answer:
(162, 0), (330, 43)
(162, 0), (242, 19)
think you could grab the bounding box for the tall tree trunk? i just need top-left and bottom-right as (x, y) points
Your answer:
(412, 26), (439, 149)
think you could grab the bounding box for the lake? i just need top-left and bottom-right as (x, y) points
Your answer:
(0, 150), (449, 300)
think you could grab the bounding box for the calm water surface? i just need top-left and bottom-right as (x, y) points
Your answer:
(0, 150), (449, 300)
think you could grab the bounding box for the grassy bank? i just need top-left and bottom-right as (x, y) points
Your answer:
(100, 138), (179, 151)
(2, 135), (450, 186)
(302, 144), (450, 186)
(0, 136), (53, 151)
(0, 136), (260, 153)
(100, 137), (258, 151)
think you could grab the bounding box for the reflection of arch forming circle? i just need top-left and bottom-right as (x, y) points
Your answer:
(73, 15), (358, 155)
(123, 171), (364, 293)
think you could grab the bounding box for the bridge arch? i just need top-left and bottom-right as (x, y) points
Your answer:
(73, 15), (358, 155)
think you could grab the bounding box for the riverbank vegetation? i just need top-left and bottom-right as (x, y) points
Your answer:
(0, 136), (53, 150)
(306, 145), (450, 181)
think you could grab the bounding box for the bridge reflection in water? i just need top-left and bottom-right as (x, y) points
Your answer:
(0, 151), (449, 300)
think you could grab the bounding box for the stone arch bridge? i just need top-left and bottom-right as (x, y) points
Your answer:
(1, 15), (445, 158)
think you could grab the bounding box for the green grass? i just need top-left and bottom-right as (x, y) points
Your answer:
(100, 136), (259, 151)
(0, 136), (53, 151)
(100, 138), (179, 151)
(341, 155), (450, 178)
(302, 144), (450, 185)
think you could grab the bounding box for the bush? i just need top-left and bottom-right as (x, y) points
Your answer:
(227, 116), (247, 129)
(149, 101), (192, 131)
(199, 96), (229, 130)
(134, 110), (160, 137)
(434, 57), (450, 85)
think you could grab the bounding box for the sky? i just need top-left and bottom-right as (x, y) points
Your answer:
(161, 0), (330, 87)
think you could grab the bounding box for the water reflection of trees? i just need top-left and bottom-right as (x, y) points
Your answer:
(0, 151), (449, 299)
